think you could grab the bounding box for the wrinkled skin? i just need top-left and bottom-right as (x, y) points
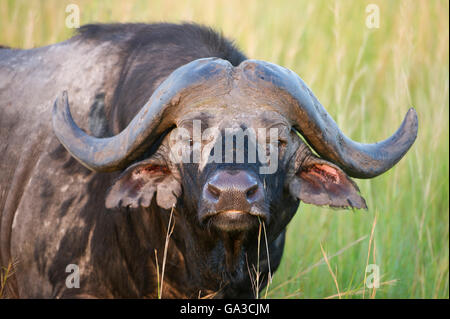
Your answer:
(0, 23), (367, 298)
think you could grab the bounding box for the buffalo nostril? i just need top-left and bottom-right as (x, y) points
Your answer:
(246, 184), (259, 200)
(207, 183), (221, 199)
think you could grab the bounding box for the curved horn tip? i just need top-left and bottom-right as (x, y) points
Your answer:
(405, 107), (419, 135)
(398, 107), (419, 149)
(352, 107), (419, 179)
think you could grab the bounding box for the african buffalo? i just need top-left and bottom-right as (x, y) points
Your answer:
(0, 23), (417, 298)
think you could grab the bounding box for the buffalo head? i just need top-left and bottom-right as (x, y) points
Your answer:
(52, 58), (418, 277)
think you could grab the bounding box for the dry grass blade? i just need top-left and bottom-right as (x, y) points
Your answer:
(199, 289), (222, 299)
(255, 218), (262, 299)
(282, 287), (303, 299)
(246, 253), (257, 297)
(320, 243), (341, 299)
(158, 205), (176, 299)
(267, 235), (367, 296)
(371, 239), (377, 299)
(363, 215), (377, 299)
(0, 260), (18, 299)
(262, 220), (272, 299)
(154, 249), (160, 299)
(324, 279), (398, 299)
(245, 220), (263, 299)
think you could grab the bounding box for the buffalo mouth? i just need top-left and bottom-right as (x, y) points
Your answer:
(202, 210), (266, 232)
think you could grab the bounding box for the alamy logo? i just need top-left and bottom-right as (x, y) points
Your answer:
(366, 4), (380, 29)
(65, 264), (80, 288)
(65, 4), (80, 29)
(168, 120), (280, 174)
(365, 264), (380, 288)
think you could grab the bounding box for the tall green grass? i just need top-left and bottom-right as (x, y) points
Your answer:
(0, 0), (448, 298)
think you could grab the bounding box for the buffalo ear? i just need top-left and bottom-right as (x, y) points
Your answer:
(105, 160), (181, 210)
(289, 157), (367, 209)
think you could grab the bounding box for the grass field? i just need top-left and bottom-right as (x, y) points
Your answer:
(0, 0), (448, 298)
